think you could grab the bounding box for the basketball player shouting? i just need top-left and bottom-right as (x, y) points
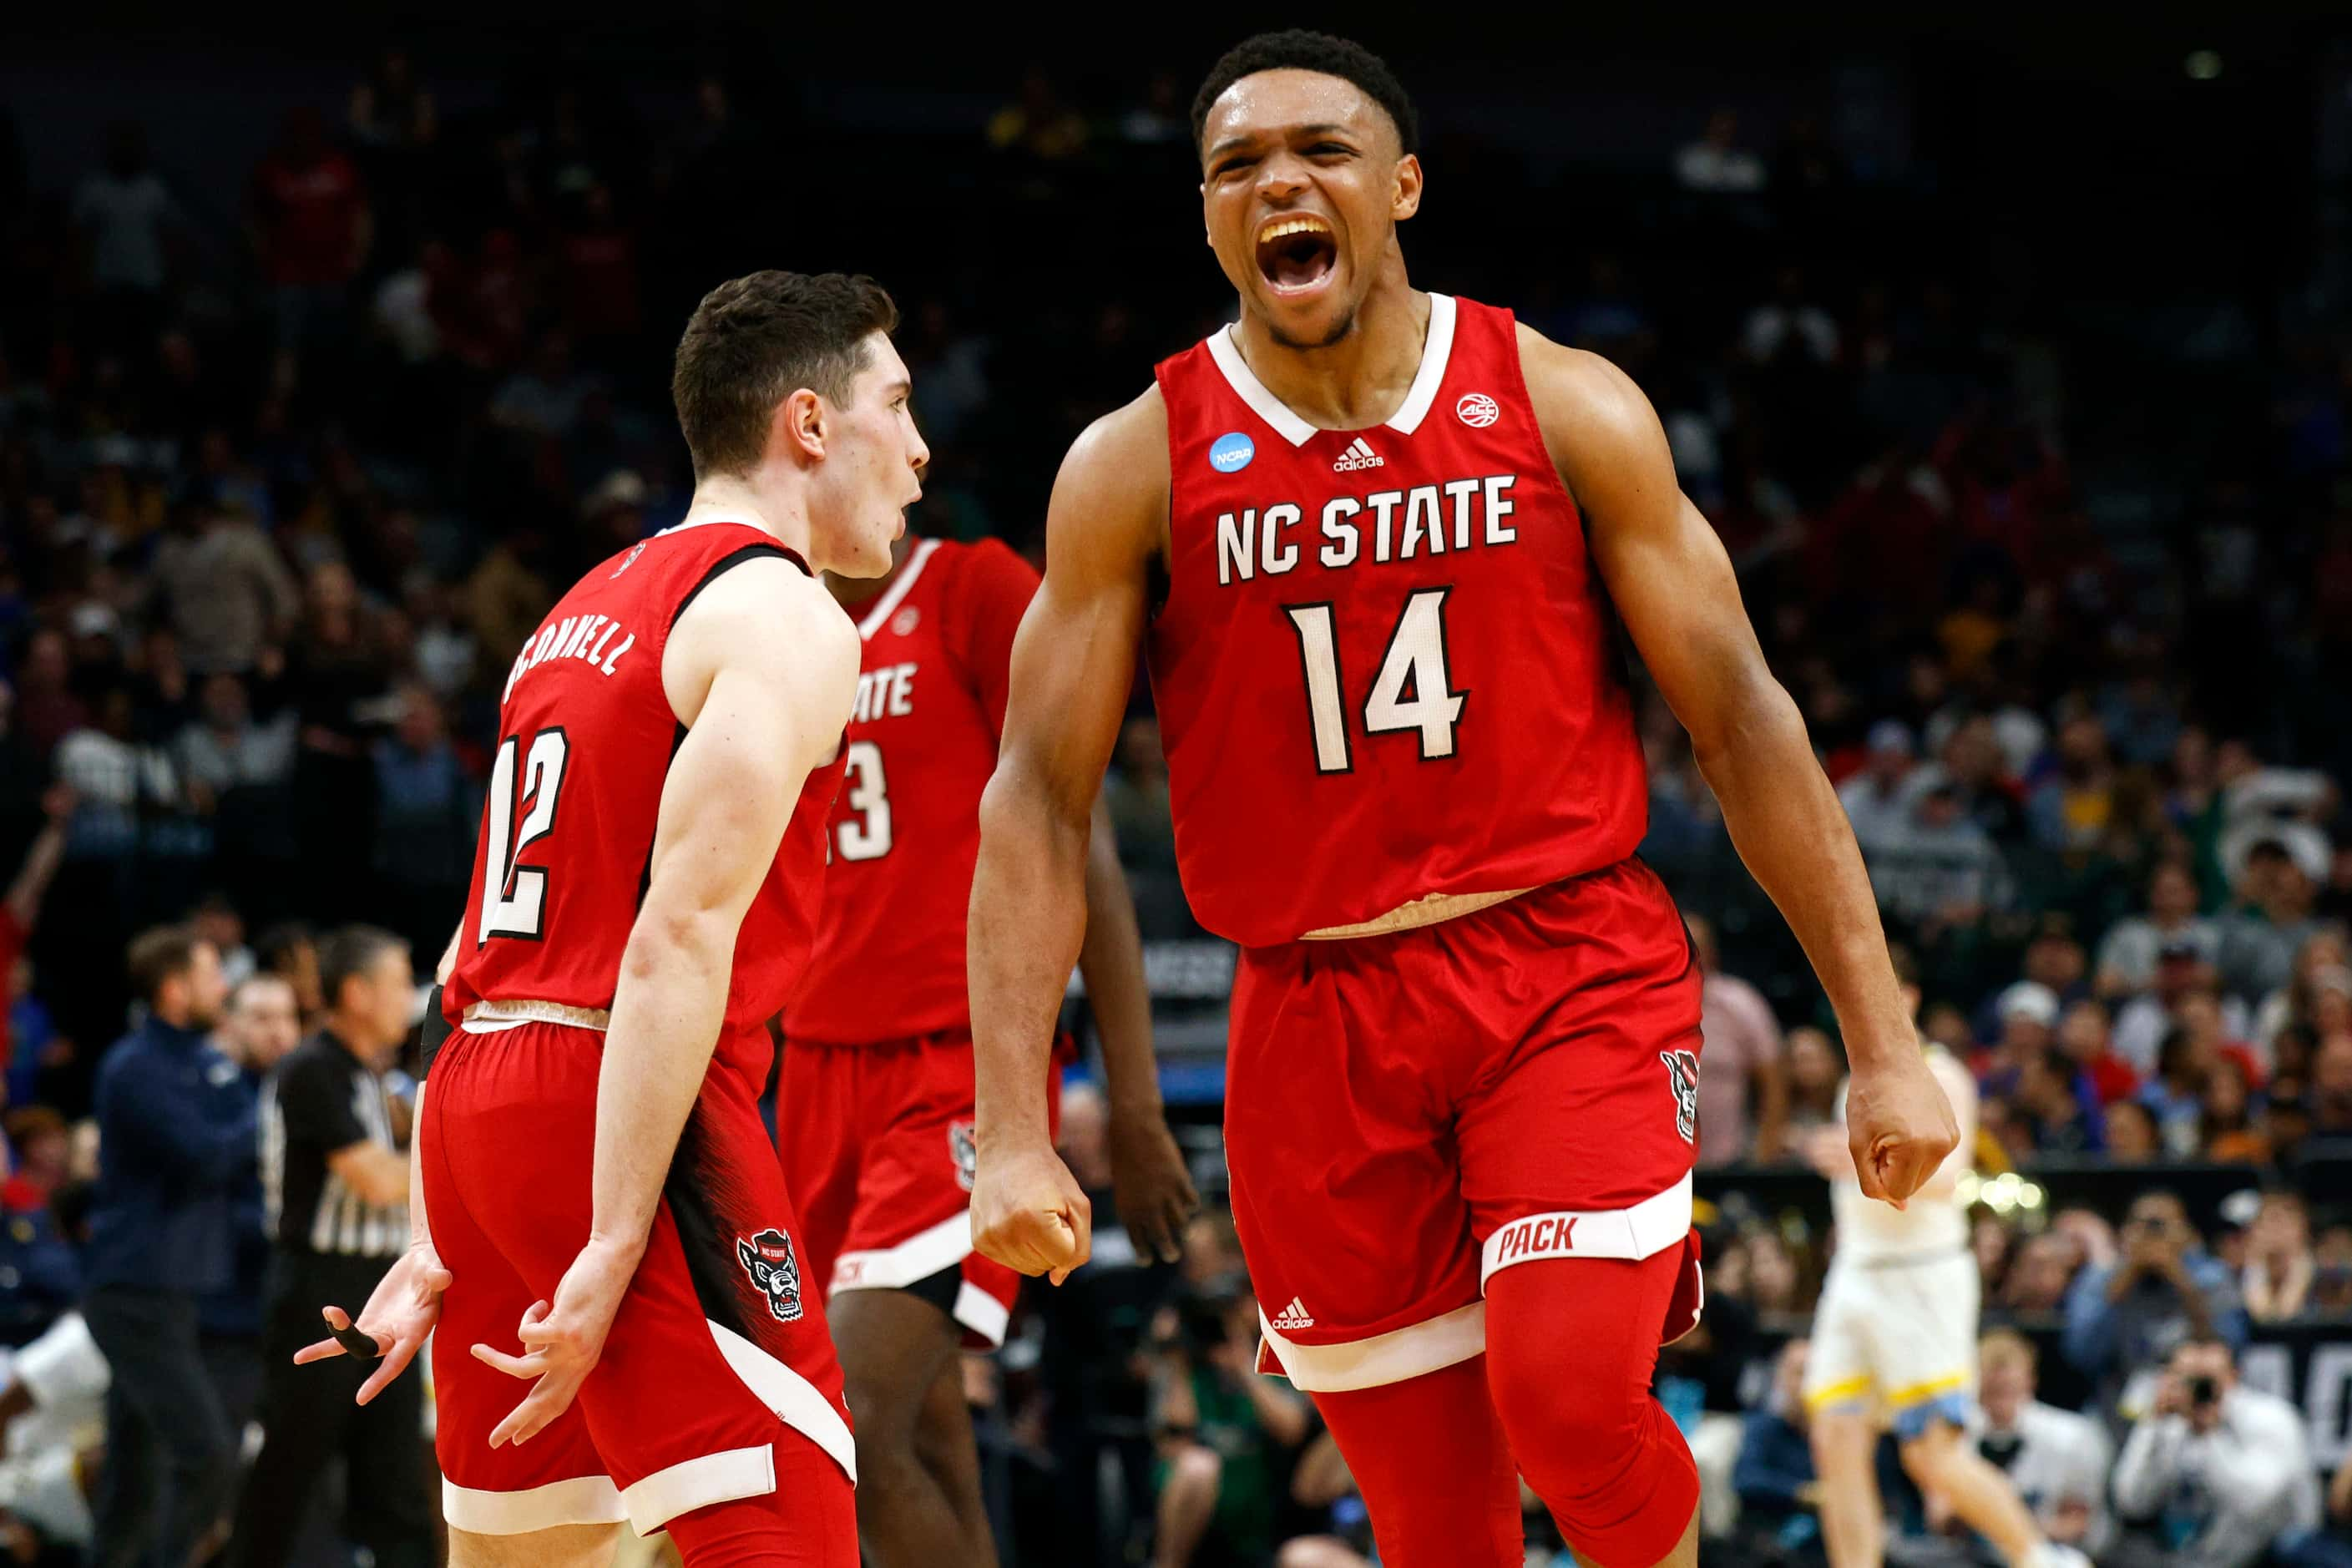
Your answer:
(296, 271), (924, 1566)
(968, 31), (1957, 1568)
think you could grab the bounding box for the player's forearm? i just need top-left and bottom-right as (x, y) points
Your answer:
(1078, 794), (1161, 1120)
(589, 907), (735, 1254)
(1693, 682), (1911, 1070)
(970, 766), (1091, 1150)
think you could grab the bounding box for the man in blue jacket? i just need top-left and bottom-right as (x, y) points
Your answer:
(82, 924), (247, 1568)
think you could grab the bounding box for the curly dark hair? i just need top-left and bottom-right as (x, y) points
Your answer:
(670, 271), (899, 480)
(1191, 29), (1419, 158)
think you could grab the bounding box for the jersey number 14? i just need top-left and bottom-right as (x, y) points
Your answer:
(1283, 588), (1466, 774)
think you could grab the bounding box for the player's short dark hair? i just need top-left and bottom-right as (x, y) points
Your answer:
(1192, 30), (1419, 158)
(126, 924), (203, 1009)
(671, 271), (900, 481)
(317, 925), (407, 1014)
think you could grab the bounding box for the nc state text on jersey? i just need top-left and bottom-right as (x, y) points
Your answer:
(501, 613), (639, 702)
(1214, 474), (1519, 587)
(852, 662), (918, 724)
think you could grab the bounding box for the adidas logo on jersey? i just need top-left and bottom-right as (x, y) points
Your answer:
(1270, 1297), (1315, 1330)
(1332, 438), (1384, 473)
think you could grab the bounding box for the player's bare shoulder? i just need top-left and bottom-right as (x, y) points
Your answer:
(1511, 321), (1676, 507)
(1049, 382), (1171, 569)
(664, 551), (860, 743)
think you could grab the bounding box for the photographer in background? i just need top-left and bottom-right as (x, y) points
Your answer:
(1148, 1277), (1311, 1568)
(2062, 1190), (2246, 1429)
(2112, 1336), (2319, 1567)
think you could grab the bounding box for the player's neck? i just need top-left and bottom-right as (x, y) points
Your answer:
(680, 474), (815, 564)
(825, 532), (915, 608)
(1231, 275), (1429, 431)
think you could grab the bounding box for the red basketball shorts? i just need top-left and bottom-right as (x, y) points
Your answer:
(423, 1020), (855, 1540)
(1227, 858), (1706, 1392)
(776, 1031), (1058, 1348)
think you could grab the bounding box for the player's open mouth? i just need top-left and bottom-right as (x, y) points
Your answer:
(1256, 214), (1338, 296)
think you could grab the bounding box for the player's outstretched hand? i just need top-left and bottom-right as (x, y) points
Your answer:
(971, 1141), (1092, 1286)
(1844, 1047), (1958, 1211)
(471, 1234), (640, 1448)
(1108, 1108), (1199, 1266)
(291, 1240), (452, 1407)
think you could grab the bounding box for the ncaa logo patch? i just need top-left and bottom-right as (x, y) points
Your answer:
(1209, 431), (1256, 473)
(892, 606), (921, 637)
(1456, 392), (1500, 428)
(736, 1227), (805, 1323)
(1659, 1050), (1700, 1145)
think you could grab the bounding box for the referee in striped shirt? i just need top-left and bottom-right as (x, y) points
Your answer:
(230, 926), (432, 1568)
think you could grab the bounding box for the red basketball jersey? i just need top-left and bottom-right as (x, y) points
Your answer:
(1147, 294), (1648, 948)
(443, 519), (847, 1083)
(787, 536), (1040, 1044)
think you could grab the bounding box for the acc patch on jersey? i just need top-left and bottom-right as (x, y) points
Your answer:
(736, 1227), (806, 1323)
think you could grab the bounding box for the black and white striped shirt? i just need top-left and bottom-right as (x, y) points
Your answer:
(260, 1032), (407, 1258)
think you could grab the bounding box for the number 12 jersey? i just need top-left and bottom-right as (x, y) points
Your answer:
(1146, 293), (1649, 948)
(442, 519), (847, 1085)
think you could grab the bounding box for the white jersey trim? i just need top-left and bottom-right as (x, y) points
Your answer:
(953, 1279), (1012, 1346)
(828, 1207), (974, 1293)
(857, 537), (942, 641)
(620, 1444), (773, 1535)
(1204, 293), (1458, 448)
(1257, 1297), (1486, 1393)
(707, 1319), (858, 1485)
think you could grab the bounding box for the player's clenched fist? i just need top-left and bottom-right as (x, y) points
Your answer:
(971, 1141), (1092, 1285)
(1844, 1047), (1960, 1211)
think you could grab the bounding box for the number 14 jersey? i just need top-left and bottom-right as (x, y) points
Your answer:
(442, 519), (847, 1085)
(1147, 294), (1648, 948)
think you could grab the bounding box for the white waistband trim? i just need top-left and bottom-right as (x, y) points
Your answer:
(1256, 1297), (1486, 1393)
(463, 999), (612, 1034)
(1479, 1172), (1693, 1284)
(620, 1444), (773, 1535)
(828, 1209), (974, 1295)
(441, 1473), (627, 1535)
(1300, 887), (1533, 941)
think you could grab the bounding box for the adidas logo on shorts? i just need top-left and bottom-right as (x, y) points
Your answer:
(1332, 438), (1384, 473)
(1270, 1297), (1316, 1330)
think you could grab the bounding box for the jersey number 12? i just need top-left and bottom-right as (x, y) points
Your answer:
(480, 728), (569, 942)
(1284, 588), (1466, 774)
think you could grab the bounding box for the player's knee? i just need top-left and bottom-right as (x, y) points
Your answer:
(1163, 1442), (1224, 1501)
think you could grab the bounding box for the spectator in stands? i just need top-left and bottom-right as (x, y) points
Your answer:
(1835, 720), (1914, 850)
(1276, 1433), (1371, 1568)
(253, 922), (324, 1028)
(2064, 1190), (2247, 1428)
(2142, 1027), (2218, 1158)
(2217, 834), (2328, 1008)
(142, 504), (301, 678)
(2056, 998), (2139, 1105)
(2098, 867), (2219, 1006)
(2240, 1190), (2316, 1323)
(2113, 1335), (2320, 1567)
(1970, 1328), (2112, 1558)
(1731, 1338), (1823, 1563)
(245, 106), (371, 352)
(1978, 979), (2060, 1087)
(2308, 1030), (2352, 1142)
(369, 683), (476, 955)
(1676, 107), (1768, 193)
(2115, 943), (2250, 1075)
(1780, 1026), (1844, 1150)
(2316, 1224), (2352, 1315)
(1148, 1278), (1310, 1568)
(2011, 1047), (2104, 1156)
(1867, 777), (2011, 928)
(987, 66), (1090, 163)
(201, 969), (301, 1444)
(72, 120), (180, 319)
(0, 1311), (114, 1555)
(2029, 713), (2119, 852)
(1999, 1232), (2086, 1315)
(174, 674), (296, 800)
(81, 926), (245, 1568)
(2105, 1097), (2162, 1162)
(2249, 929), (2350, 1065)
(2200, 1058), (2269, 1163)
(1689, 913), (1788, 1166)
(57, 688), (182, 858)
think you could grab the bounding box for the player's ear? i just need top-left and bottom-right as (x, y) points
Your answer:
(1393, 154), (1423, 224)
(776, 387), (827, 464)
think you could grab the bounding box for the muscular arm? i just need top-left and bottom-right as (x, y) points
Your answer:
(969, 390), (1167, 1281)
(591, 562), (858, 1260)
(1522, 328), (1955, 1201)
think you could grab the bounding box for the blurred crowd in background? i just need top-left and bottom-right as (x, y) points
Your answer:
(0, 19), (2350, 1567)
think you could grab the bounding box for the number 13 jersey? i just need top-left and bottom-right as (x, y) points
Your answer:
(1148, 294), (1648, 948)
(442, 519), (847, 1085)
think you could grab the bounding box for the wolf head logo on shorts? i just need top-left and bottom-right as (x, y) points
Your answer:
(949, 1119), (978, 1192)
(1659, 1050), (1701, 1145)
(736, 1227), (805, 1323)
